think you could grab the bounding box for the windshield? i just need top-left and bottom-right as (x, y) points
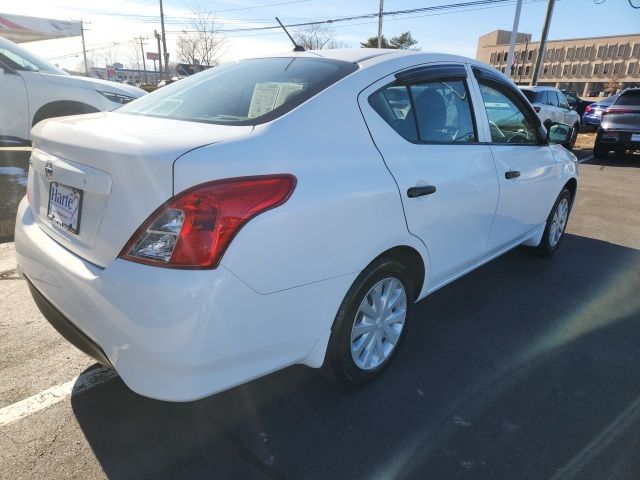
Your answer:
(0, 37), (67, 75)
(119, 57), (358, 125)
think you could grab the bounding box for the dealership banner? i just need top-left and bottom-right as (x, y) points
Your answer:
(0, 13), (81, 43)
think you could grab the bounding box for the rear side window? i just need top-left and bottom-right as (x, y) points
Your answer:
(521, 90), (543, 103)
(119, 57), (357, 125)
(369, 79), (477, 143)
(614, 91), (640, 106)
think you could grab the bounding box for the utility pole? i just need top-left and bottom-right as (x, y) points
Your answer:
(505, 0), (523, 79)
(154, 30), (163, 83)
(159, 0), (169, 79)
(519, 39), (529, 84)
(80, 20), (89, 76)
(138, 37), (148, 85)
(377, 0), (384, 48)
(532, 0), (556, 86)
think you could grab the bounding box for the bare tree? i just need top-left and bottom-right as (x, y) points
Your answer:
(293, 24), (348, 50)
(176, 6), (226, 67)
(605, 74), (621, 94)
(127, 42), (144, 79)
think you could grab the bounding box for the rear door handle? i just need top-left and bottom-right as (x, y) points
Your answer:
(407, 185), (436, 198)
(505, 170), (521, 179)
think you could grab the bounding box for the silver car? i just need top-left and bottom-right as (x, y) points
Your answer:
(594, 88), (640, 158)
(520, 86), (581, 150)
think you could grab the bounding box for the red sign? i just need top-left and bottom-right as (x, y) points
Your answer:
(146, 52), (159, 61)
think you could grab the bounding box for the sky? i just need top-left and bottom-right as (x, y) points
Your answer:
(2, 0), (639, 72)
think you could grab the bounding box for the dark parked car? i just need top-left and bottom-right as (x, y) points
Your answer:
(593, 88), (640, 158)
(561, 90), (591, 117)
(582, 93), (620, 132)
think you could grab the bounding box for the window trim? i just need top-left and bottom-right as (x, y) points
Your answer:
(369, 65), (480, 146)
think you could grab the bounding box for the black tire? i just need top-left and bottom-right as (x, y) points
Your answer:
(593, 142), (609, 159)
(531, 188), (573, 257)
(564, 123), (579, 151)
(322, 256), (414, 387)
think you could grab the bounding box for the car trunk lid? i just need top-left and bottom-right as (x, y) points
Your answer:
(29, 112), (253, 267)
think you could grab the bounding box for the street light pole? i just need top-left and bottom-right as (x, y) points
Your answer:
(159, 0), (169, 79)
(532, 0), (556, 86)
(505, 0), (523, 79)
(377, 0), (384, 48)
(139, 37), (147, 85)
(80, 20), (89, 76)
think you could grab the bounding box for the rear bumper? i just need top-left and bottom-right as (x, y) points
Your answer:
(25, 277), (113, 368)
(14, 198), (354, 401)
(596, 129), (640, 150)
(581, 114), (600, 126)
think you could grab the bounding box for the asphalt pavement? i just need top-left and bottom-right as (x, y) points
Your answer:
(1, 146), (640, 479)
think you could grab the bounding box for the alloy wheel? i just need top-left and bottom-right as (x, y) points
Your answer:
(350, 277), (407, 370)
(549, 198), (569, 247)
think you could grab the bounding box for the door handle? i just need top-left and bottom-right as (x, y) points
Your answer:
(505, 170), (521, 179)
(407, 185), (436, 198)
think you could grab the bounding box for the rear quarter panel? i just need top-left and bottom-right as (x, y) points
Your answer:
(173, 72), (429, 295)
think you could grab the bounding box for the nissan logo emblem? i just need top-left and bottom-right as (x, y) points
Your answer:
(45, 161), (53, 179)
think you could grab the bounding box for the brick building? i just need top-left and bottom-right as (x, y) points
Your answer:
(476, 30), (640, 96)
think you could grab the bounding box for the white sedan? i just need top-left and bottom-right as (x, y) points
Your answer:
(15, 49), (578, 401)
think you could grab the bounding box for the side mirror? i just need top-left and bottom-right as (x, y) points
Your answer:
(547, 122), (572, 144)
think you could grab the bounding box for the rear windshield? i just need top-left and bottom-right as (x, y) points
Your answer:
(599, 94), (619, 107)
(119, 57), (358, 125)
(521, 90), (542, 103)
(613, 91), (640, 107)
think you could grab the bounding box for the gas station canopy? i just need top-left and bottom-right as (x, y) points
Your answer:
(0, 13), (81, 43)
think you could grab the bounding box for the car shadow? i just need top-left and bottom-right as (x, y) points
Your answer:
(583, 151), (640, 168)
(71, 234), (640, 480)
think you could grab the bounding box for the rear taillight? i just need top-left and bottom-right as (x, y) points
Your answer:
(120, 175), (296, 268)
(602, 108), (635, 116)
(585, 105), (593, 113)
(533, 106), (541, 113)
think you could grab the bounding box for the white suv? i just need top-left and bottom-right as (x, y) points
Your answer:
(520, 86), (580, 150)
(0, 36), (145, 147)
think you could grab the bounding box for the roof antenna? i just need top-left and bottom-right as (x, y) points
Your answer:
(275, 17), (305, 52)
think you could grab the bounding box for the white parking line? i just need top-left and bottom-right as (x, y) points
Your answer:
(579, 155), (594, 164)
(0, 366), (116, 427)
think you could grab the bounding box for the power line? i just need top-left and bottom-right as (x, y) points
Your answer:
(60, 0), (312, 20)
(161, 0), (517, 34)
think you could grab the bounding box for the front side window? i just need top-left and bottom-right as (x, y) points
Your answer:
(478, 81), (539, 145)
(557, 92), (570, 110)
(369, 78), (477, 143)
(119, 57), (357, 125)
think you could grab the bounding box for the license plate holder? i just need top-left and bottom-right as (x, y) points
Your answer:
(631, 133), (640, 142)
(47, 181), (83, 234)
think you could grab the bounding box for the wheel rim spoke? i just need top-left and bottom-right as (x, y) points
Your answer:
(549, 198), (569, 247)
(351, 277), (407, 370)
